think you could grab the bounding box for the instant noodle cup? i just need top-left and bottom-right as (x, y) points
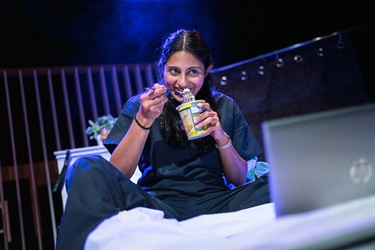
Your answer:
(176, 100), (209, 140)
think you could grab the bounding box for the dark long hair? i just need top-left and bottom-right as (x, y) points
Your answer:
(156, 29), (219, 151)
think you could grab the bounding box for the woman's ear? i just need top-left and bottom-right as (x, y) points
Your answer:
(205, 64), (214, 76)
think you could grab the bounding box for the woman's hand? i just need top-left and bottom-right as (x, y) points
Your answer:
(194, 102), (228, 145)
(136, 83), (168, 127)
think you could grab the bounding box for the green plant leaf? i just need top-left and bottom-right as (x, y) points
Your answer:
(85, 114), (118, 140)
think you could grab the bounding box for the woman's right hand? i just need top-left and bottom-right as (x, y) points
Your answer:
(136, 83), (168, 126)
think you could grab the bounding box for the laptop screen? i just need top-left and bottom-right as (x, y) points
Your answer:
(261, 103), (375, 217)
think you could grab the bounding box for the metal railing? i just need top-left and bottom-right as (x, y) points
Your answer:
(1, 63), (156, 249)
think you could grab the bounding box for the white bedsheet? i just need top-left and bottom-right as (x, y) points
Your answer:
(85, 195), (375, 249)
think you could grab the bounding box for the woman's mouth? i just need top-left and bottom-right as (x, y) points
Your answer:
(174, 90), (184, 96)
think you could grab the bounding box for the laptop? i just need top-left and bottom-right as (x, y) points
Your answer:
(261, 103), (375, 217)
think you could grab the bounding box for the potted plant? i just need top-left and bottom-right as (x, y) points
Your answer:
(86, 114), (117, 145)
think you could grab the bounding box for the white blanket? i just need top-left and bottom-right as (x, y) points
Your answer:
(85, 195), (375, 249)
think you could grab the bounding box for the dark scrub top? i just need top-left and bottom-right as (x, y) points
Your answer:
(105, 90), (263, 216)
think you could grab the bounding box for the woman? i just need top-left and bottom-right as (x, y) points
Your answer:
(56, 29), (270, 250)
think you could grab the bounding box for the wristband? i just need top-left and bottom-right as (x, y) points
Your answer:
(134, 115), (152, 130)
(215, 134), (232, 150)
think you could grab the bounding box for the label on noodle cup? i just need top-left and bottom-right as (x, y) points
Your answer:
(176, 100), (209, 140)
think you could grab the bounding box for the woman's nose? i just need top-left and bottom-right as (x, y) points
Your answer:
(178, 75), (188, 87)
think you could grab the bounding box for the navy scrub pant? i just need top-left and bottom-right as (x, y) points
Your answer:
(55, 155), (178, 250)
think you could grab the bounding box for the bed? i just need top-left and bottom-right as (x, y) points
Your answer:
(84, 187), (375, 249)
(85, 194), (375, 249)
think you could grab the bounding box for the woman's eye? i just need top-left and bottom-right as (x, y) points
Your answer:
(188, 69), (199, 76)
(170, 69), (179, 75)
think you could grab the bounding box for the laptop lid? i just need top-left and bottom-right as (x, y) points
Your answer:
(261, 103), (375, 217)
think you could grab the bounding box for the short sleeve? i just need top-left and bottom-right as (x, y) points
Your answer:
(104, 94), (141, 154)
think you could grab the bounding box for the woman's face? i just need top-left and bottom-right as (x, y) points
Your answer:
(163, 51), (211, 103)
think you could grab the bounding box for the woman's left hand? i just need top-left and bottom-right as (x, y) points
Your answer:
(194, 102), (228, 145)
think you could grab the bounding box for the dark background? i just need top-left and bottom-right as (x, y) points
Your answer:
(1, 0), (373, 70)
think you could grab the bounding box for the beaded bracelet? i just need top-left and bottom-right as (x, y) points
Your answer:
(134, 115), (152, 130)
(215, 134), (232, 150)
